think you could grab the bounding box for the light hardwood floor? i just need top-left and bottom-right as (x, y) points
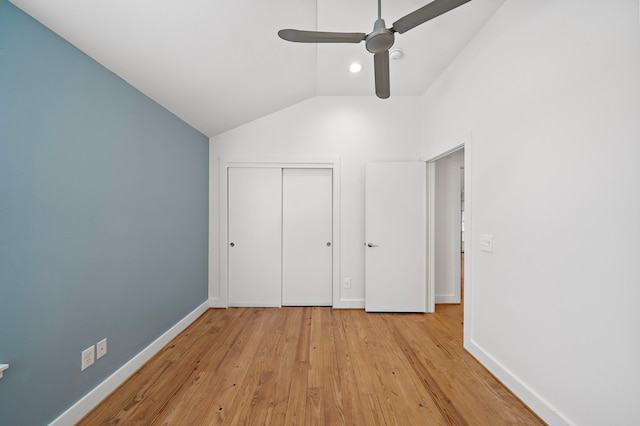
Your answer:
(79, 299), (543, 424)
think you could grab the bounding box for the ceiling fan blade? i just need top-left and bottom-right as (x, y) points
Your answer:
(391, 0), (472, 34)
(374, 51), (390, 99)
(278, 29), (366, 43)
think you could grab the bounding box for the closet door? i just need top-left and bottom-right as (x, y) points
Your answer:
(228, 167), (282, 307)
(282, 168), (333, 306)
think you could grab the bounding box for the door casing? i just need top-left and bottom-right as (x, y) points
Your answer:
(422, 131), (472, 345)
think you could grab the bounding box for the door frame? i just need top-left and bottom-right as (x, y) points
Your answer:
(215, 157), (341, 308)
(422, 132), (472, 341)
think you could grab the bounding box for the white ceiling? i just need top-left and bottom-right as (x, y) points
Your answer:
(10, 0), (504, 137)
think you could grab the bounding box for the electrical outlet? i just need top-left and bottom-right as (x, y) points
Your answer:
(344, 277), (352, 289)
(81, 346), (95, 371)
(97, 338), (107, 359)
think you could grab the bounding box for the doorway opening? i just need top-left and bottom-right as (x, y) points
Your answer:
(423, 133), (472, 352)
(430, 147), (464, 307)
(424, 145), (467, 358)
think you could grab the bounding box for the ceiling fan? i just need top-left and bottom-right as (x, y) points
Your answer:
(278, 0), (472, 99)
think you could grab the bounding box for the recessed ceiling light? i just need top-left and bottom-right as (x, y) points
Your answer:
(349, 62), (363, 73)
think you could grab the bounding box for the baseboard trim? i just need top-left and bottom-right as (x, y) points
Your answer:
(49, 300), (209, 426)
(228, 303), (282, 308)
(465, 338), (572, 426)
(334, 299), (365, 309)
(209, 297), (227, 308)
(208, 297), (364, 310)
(435, 294), (460, 304)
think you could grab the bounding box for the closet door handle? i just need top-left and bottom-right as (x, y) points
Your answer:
(367, 243), (379, 248)
(326, 242), (331, 247)
(229, 242), (235, 247)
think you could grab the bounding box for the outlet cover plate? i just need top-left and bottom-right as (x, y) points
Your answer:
(344, 277), (352, 289)
(97, 338), (107, 359)
(81, 346), (95, 371)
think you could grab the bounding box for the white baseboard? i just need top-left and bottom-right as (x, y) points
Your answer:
(465, 338), (572, 426)
(334, 299), (365, 309)
(208, 297), (227, 308)
(49, 300), (209, 426)
(435, 294), (461, 304)
(282, 301), (333, 306)
(209, 297), (364, 310)
(227, 303), (282, 308)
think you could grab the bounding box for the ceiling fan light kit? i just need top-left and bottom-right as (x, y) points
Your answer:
(278, 0), (472, 99)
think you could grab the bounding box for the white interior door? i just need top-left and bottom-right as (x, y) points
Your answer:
(282, 168), (333, 305)
(228, 167), (282, 307)
(365, 162), (427, 312)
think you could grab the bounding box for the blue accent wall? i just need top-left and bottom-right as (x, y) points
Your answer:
(0, 1), (209, 424)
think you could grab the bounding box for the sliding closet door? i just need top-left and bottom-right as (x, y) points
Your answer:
(228, 167), (282, 307)
(282, 168), (333, 306)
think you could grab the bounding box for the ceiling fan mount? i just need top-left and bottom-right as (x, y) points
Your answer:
(278, 0), (472, 99)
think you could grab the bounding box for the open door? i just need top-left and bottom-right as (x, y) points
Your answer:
(365, 162), (429, 312)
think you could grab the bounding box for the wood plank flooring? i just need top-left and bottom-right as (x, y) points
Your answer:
(78, 303), (543, 425)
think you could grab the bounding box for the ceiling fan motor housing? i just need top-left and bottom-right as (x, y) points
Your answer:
(365, 19), (395, 54)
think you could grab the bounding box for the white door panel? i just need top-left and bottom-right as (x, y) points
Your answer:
(365, 162), (427, 312)
(228, 167), (282, 307)
(282, 169), (333, 305)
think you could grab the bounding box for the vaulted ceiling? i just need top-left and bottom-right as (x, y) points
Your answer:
(10, 0), (504, 137)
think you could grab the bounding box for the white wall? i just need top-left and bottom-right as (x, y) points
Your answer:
(434, 148), (464, 303)
(208, 1), (640, 422)
(419, 1), (640, 424)
(209, 96), (423, 308)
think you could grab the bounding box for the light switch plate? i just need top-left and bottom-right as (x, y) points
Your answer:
(480, 234), (494, 252)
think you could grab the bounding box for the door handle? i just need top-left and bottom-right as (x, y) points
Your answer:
(326, 242), (332, 247)
(229, 242), (235, 247)
(367, 243), (379, 247)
